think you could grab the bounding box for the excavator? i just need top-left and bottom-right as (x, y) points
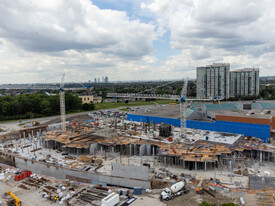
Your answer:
(6, 191), (21, 206)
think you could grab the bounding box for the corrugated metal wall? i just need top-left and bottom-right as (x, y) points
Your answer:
(272, 117), (275, 129)
(127, 114), (270, 142)
(215, 115), (271, 126)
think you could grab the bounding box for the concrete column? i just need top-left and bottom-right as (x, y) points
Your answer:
(204, 161), (207, 171)
(195, 161), (197, 170)
(39, 137), (41, 146)
(260, 151), (263, 162)
(153, 156), (156, 173)
(229, 161), (232, 183)
(214, 162), (216, 181)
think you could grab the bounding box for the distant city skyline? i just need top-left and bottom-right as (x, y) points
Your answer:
(0, 0), (275, 83)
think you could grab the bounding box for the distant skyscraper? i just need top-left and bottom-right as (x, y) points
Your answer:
(230, 68), (259, 97)
(98, 78), (100, 83)
(94, 78), (97, 83)
(105, 76), (108, 83)
(196, 63), (230, 99)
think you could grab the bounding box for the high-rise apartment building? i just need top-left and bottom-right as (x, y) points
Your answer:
(230, 68), (259, 97)
(196, 63), (230, 99)
(105, 76), (108, 83)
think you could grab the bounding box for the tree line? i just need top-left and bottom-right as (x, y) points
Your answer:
(0, 93), (94, 121)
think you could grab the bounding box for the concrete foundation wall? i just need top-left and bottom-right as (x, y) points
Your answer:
(111, 162), (149, 180)
(249, 176), (275, 190)
(14, 157), (151, 189)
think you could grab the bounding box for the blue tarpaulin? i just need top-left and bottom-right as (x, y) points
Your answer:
(127, 114), (270, 142)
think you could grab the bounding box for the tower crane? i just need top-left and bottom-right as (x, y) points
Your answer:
(60, 73), (66, 132)
(179, 77), (188, 138)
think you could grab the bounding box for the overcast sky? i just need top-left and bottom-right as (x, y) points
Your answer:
(0, 0), (275, 83)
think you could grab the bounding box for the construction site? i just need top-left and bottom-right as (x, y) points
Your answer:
(0, 76), (274, 206)
(0, 101), (274, 205)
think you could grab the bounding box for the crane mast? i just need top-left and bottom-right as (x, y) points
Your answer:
(180, 77), (188, 138)
(60, 73), (66, 132)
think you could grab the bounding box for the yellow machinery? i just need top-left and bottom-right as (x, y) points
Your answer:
(213, 100), (220, 104)
(6, 191), (21, 206)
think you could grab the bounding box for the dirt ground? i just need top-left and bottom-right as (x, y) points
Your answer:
(132, 186), (240, 206)
(43, 113), (92, 125)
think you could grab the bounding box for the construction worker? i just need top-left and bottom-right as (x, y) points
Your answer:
(54, 195), (59, 201)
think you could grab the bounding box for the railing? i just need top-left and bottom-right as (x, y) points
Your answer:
(106, 92), (180, 100)
(106, 93), (210, 101)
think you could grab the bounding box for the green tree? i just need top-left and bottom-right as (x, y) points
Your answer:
(82, 103), (94, 111)
(41, 100), (52, 115)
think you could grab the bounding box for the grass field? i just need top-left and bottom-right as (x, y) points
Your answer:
(94, 101), (155, 110)
(94, 99), (178, 111)
(155, 99), (178, 104)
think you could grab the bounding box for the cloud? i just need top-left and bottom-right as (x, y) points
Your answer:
(0, 0), (155, 58)
(141, 0), (275, 76)
(0, 0), (275, 83)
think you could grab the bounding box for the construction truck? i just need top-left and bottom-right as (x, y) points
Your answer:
(6, 191), (21, 206)
(159, 180), (189, 201)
